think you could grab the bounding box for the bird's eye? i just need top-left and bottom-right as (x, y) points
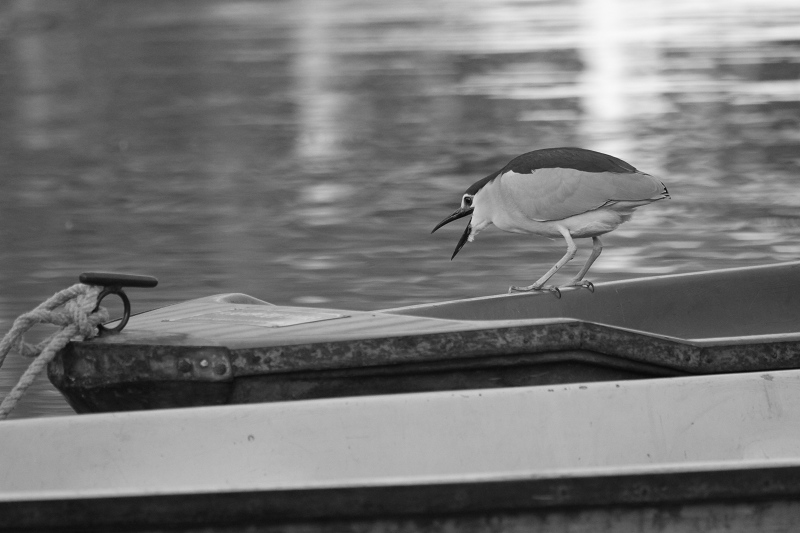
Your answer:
(463, 197), (472, 206)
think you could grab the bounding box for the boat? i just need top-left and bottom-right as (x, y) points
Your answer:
(49, 261), (800, 413)
(4, 370), (800, 531)
(4, 262), (800, 531)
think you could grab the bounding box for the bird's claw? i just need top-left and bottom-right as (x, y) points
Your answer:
(508, 285), (561, 298)
(579, 280), (595, 292)
(562, 280), (594, 292)
(509, 280), (595, 297)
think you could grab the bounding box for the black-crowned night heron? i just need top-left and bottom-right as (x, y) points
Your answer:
(432, 147), (669, 295)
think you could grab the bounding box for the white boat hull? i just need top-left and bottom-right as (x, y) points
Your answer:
(4, 371), (800, 530)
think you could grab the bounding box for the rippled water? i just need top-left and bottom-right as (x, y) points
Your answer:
(2, 0), (800, 418)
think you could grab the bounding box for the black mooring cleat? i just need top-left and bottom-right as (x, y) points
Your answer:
(79, 272), (159, 334)
(79, 272), (159, 289)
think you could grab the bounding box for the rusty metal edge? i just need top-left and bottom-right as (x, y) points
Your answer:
(48, 343), (233, 389)
(227, 321), (800, 376)
(59, 320), (800, 386)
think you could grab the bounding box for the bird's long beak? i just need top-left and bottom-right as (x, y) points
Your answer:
(450, 218), (472, 260)
(431, 206), (474, 234)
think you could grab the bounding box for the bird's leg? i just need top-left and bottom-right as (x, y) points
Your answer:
(509, 227), (576, 294)
(562, 236), (603, 291)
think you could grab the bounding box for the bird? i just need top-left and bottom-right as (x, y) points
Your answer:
(431, 147), (669, 295)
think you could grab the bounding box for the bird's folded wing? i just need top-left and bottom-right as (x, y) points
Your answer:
(500, 168), (667, 222)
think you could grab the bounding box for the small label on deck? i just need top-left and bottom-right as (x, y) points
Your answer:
(164, 307), (348, 328)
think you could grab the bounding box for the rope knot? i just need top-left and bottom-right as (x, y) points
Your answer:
(0, 283), (111, 419)
(64, 288), (109, 339)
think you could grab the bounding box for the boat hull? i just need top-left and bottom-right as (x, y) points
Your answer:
(48, 262), (800, 413)
(6, 370), (800, 531)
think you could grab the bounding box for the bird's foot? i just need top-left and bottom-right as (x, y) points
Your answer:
(508, 285), (561, 298)
(562, 279), (595, 292)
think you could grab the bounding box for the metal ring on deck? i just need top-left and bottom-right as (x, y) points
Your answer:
(94, 286), (131, 333)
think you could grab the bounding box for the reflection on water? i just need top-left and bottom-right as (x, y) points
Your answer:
(1, 0), (800, 417)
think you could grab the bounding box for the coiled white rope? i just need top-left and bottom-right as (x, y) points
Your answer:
(0, 284), (109, 420)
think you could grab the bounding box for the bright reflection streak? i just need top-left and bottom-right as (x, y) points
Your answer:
(292, 0), (347, 163)
(578, 0), (668, 163)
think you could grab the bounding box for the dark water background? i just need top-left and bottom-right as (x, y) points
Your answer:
(2, 0), (800, 418)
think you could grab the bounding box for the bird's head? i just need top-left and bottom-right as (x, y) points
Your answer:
(431, 193), (475, 233)
(431, 193), (476, 260)
(431, 169), (499, 259)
